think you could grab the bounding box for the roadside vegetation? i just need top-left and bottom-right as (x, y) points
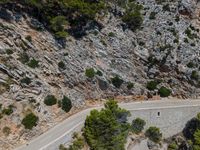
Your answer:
(168, 113), (200, 149)
(59, 100), (163, 150)
(22, 112), (39, 129)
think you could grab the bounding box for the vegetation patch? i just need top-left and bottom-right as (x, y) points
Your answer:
(158, 86), (171, 97)
(27, 58), (39, 68)
(146, 80), (159, 91)
(20, 77), (32, 85)
(18, 52), (29, 64)
(44, 95), (57, 106)
(58, 61), (66, 69)
(2, 105), (14, 116)
(191, 71), (199, 81)
(5, 49), (13, 55)
(132, 118), (146, 134)
(122, 2), (143, 31)
(60, 96), (72, 113)
(2, 126), (11, 136)
(83, 100), (130, 150)
(85, 68), (96, 78)
(145, 126), (162, 143)
(22, 113), (39, 129)
(111, 75), (124, 88)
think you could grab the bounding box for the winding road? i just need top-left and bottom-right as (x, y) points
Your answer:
(16, 99), (200, 150)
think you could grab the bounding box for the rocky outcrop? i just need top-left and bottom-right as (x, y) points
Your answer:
(0, 0), (200, 149)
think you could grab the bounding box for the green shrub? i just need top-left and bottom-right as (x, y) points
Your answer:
(132, 118), (146, 134)
(55, 31), (69, 39)
(21, 113), (39, 129)
(185, 28), (197, 40)
(2, 126), (11, 136)
(50, 16), (67, 32)
(25, 35), (32, 42)
(85, 68), (95, 78)
(44, 95), (57, 106)
(127, 82), (134, 90)
(168, 141), (178, 150)
(96, 70), (103, 76)
(6, 49), (13, 55)
(27, 58), (39, 68)
(24, 0), (42, 8)
(20, 77), (32, 85)
(162, 4), (170, 11)
(2, 105), (14, 116)
(149, 12), (156, 20)
(191, 71), (199, 80)
(111, 75), (124, 88)
(122, 3), (143, 31)
(147, 81), (159, 91)
(158, 86), (171, 97)
(59, 144), (67, 150)
(58, 61), (66, 69)
(18, 52), (29, 64)
(68, 137), (84, 150)
(60, 96), (72, 112)
(145, 126), (162, 143)
(187, 62), (196, 68)
(83, 100), (130, 150)
(108, 32), (115, 37)
(50, 16), (68, 39)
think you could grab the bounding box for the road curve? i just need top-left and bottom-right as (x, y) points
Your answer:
(16, 99), (200, 150)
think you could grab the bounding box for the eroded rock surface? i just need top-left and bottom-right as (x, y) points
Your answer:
(0, 0), (200, 149)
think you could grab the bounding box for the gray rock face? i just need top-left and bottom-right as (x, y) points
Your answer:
(0, 0), (200, 148)
(0, 8), (13, 21)
(179, 0), (197, 17)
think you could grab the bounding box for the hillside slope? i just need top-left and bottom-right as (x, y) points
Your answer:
(0, 0), (200, 149)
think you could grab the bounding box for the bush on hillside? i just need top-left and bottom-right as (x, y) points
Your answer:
(132, 118), (146, 134)
(61, 96), (72, 112)
(158, 86), (171, 97)
(146, 81), (159, 91)
(22, 113), (39, 129)
(122, 2), (143, 31)
(145, 126), (162, 143)
(44, 95), (57, 106)
(85, 68), (95, 78)
(111, 75), (124, 88)
(84, 100), (130, 150)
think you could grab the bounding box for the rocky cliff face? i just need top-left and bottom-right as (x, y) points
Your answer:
(0, 0), (200, 149)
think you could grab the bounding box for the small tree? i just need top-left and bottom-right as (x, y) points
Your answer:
(85, 68), (95, 78)
(50, 16), (67, 32)
(146, 81), (158, 91)
(191, 71), (199, 80)
(50, 16), (68, 39)
(68, 137), (84, 150)
(158, 86), (171, 97)
(122, 3), (143, 31)
(27, 58), (39, 68)
(127, 82), (134, 90)
(58, 61), (66, 69)
(2, 105), (14, 116)
(22, 113), (39, 129)
(145, 126), (162, 143)
(111, 75), (124, 88)
(168, 141), (178, 150)
(61, 96), (72, 113)
(59, 144), (67, 150)
(20, 77), (32, 85)
(2, 126), (11, 136)
(84, 100), (130, 150)
(132, 118), (146, 134)
(44, 95), (57, 106)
